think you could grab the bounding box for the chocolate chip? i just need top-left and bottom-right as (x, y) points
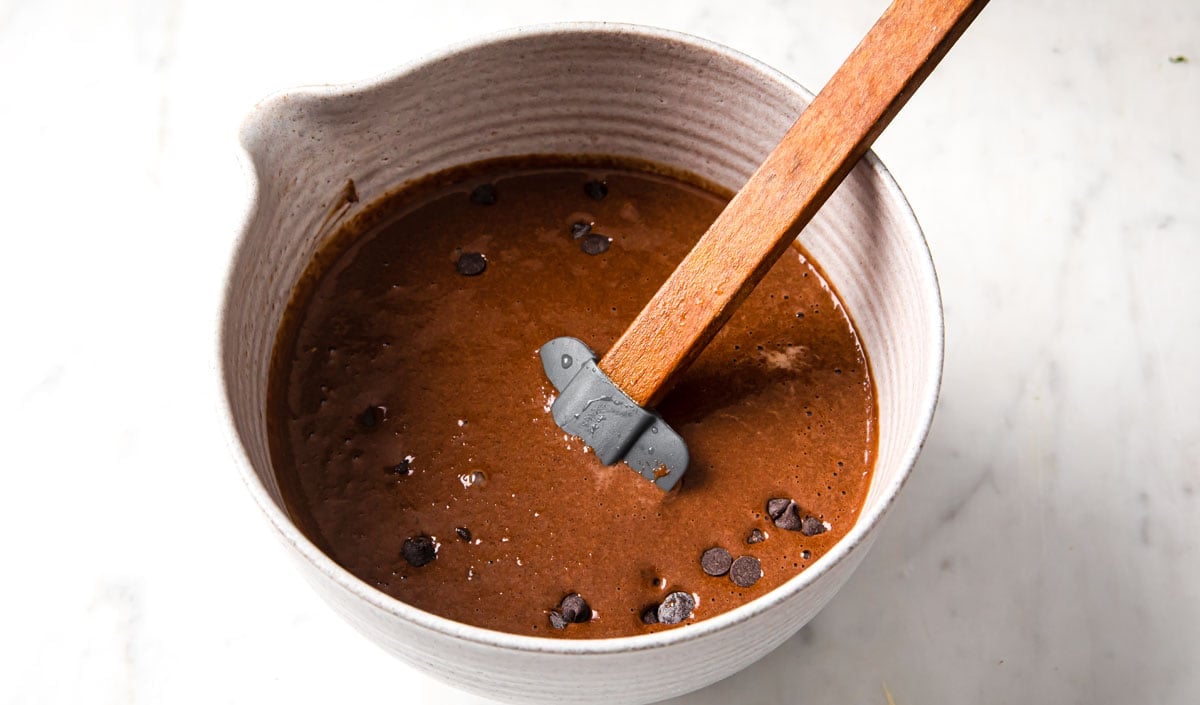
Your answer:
(359, 405), (386, 428)
(560, 593), (592, 623)
(641, 606), (660, 625)
(584, 180), (608, 201)
(456, 252), (487, 276)
(455, 526), (472, 542)
(549, 610), (568, 630)
(402, 535), (436, 567)
(747, 528), (766, 544)
(570, 221), (593, 239)
(657, 591), (695, 625)
(801, 516), (827, 536)
(580, 234), (611, 255)
(766, 498), (791, 519)
(387, 457), (413, 476)
(470, 183), (497, 205)
(766, 498), (803, 531)
(700, 547), (732, 577)
(776, 506), (803, 531)
(801, 550), (812, 560)
(729, 556), (762, 588)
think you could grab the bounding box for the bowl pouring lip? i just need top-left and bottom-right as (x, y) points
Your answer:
(220, 20), (945, 656)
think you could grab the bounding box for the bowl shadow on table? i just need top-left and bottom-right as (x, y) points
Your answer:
(661, 383), (1173, 703)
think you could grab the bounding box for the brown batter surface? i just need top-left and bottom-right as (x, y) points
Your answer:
(268, 158), (877, 638)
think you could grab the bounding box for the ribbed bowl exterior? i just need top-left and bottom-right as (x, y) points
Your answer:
(221, 24), (942, 705)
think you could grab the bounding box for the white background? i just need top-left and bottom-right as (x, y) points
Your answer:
(1, 0), (1197, 703)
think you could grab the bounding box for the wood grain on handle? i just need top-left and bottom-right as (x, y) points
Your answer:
(599, 0), (988, 408)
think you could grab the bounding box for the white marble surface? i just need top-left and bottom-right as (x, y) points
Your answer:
(1, 0), (1196, 703)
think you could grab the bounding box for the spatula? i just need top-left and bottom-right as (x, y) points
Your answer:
(541, 0), (988, 490)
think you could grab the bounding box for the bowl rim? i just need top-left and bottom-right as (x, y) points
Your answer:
(220, 20), (944, 656)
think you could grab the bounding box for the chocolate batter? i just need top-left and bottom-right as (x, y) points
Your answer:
(268, 158), (877, 638)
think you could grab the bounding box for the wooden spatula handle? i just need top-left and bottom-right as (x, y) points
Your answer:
(599, 0), (987, 408)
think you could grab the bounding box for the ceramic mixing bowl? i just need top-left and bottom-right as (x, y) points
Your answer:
(221, 23), (943, 704)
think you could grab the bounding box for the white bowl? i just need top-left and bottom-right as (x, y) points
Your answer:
(221, 23), (943, 705)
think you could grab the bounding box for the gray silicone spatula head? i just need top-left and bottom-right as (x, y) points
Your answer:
(540, 337), (688, 491)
